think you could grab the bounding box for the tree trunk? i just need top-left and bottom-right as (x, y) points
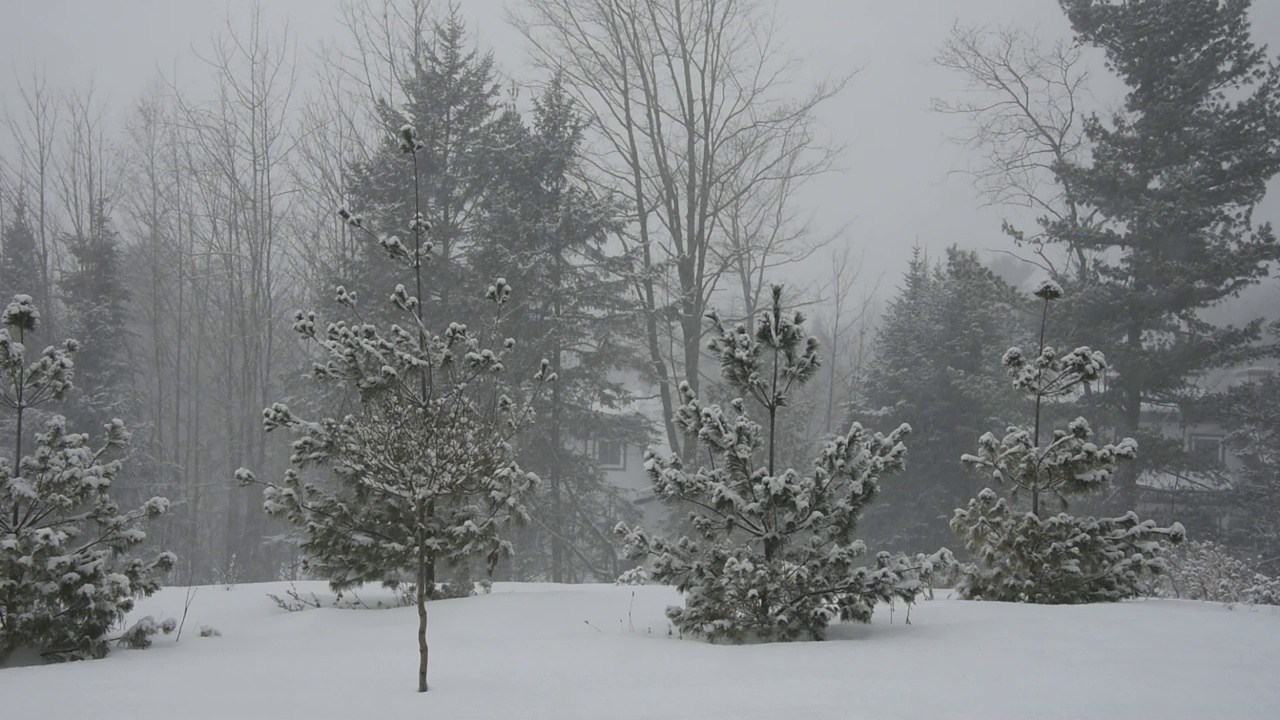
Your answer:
(679, 305), (703, 464)
(1116, 323), (1144, 513)
(416, 501), (430, 693)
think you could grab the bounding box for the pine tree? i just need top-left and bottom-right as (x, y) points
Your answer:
(238, 124), (548, 692)
(339, 7), (515, 332)
(1047, 0), (1280, 511)
(59, 203), (135, 436)
(860, 247), (1026, 552)
(952, 281), (1185, 603)
(618, 286), (951, 642)
(0, 204), (47, 313)
(472, 75), (645, 583)
(1208, 365), (1280, 561)
(0, 295), (174, 662)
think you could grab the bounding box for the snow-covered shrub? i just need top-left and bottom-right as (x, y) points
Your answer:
(1159, 541), (1280, 606)
(116, 615), (177, 650)
(213, 553), (239, 591)
(0, 296), (175, 662)
(617, 286), (952, 643)
(198, 625), (220, 638)
(952, 281), (1183, 604)
(954, 490), (1184, 603)
(616, 566), (649, 586)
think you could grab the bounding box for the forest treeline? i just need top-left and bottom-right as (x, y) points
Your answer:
(2, 0), (1277, 593)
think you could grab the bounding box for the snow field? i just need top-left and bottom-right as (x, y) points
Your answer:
(1, 581), (1278, 720)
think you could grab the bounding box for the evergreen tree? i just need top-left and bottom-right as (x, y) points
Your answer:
(859, 247), (1026, 552)
(1208, 365), (1280, 560)
(239, 124), (547, 692)
(0, 203), (47, 313)
(340, 7), (516, 331)
(1046, 0), (1280, 510)
(59, 203), (135, 435)
(472, 76), (645, 583)
(618, 286), (951, 643)
(952, 281), (1185, 603)
(0, 295), (174, 662)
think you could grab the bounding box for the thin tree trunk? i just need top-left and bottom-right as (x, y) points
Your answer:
(416, 501), (430, 693)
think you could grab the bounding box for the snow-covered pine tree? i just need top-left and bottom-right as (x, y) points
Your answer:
(237, 124), (548, 693)
(617, 285), (951, 643)
(0, 295), (174, 662)
(952, 280), (1185, 603)
(1042, 0), (1280, 513)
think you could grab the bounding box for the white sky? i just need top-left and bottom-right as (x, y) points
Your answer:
(2, 0), (1279, 302)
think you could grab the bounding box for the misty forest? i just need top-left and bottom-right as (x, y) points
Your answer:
(1, 0), (1279, 717)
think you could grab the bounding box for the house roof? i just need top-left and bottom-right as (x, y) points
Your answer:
(1137, 469), (1233, 493)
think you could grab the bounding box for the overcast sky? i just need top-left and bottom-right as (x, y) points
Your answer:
(3, 0), (1279, 303)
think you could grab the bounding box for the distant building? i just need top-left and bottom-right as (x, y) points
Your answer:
(578, 370), (672, 532)
(1137, 364), (1277, 536)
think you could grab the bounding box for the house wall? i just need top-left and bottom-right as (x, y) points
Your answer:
(1136, 364), (1277, 536)
(570, 434), (669, 533)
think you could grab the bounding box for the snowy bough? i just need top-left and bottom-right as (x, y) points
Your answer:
(951, 281), (1185, 603)
(617, 286), (952, 642)
(237, 125), (550, 692)
(0, 296), (174, 662)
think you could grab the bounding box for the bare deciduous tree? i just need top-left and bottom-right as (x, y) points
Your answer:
(2, 66), (62, 323)
(933, 24), (1096, 281)
(56, 82), (117, 244)
(819, 241), (876, 436)
(172, 4), (299, 580)
(513, 0), (847, 462)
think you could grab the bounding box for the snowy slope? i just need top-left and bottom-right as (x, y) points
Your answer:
(1, 581), (1277, 720)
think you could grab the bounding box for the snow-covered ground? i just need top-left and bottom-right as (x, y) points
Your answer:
(2, 581), (1278, 720)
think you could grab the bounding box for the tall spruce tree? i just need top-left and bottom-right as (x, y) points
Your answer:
(59, 203), (134, 435)
(859, 247), (1026, 552)
(340, 7), (516, 331)
(1207, 366), (1280, 560)
(472, 76), (645, 583)
(0, 204), (47, 314)
(1048, 0), (1280, 511)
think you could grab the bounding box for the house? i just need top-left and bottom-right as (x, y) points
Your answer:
(577, 371), (671, 533)
(1137, 364), (1277, 536)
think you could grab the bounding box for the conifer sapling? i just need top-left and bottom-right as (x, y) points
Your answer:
(238, 124), (550, 692)
(952, 281), (1185, 603)
(0, 295), (174, 662)
(617, 286), (951, 642)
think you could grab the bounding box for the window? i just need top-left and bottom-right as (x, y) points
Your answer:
(1189, 434), (1225, 466)
(596, 439), (625, 470)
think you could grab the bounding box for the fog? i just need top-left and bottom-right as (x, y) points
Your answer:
(9, 0), (1275, 285)
(1, 1), (1279, 690)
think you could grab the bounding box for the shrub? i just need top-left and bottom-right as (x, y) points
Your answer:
(1158, 541), (1280, 607)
